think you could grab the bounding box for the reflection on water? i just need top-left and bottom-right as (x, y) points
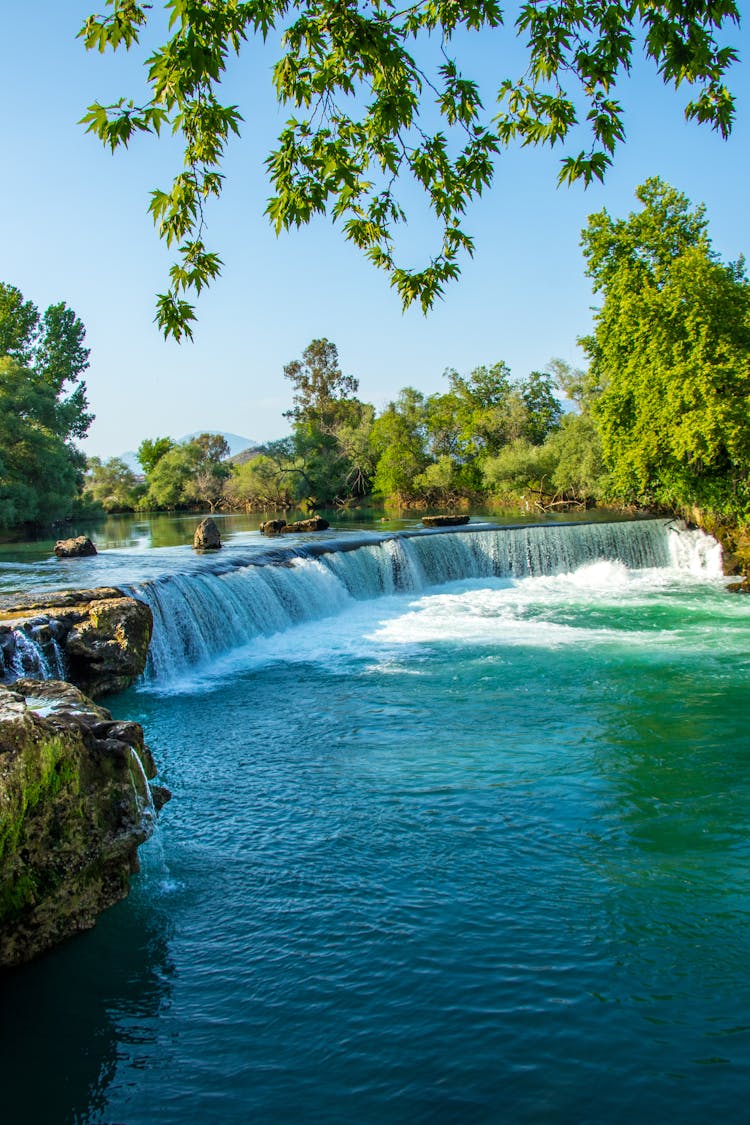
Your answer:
(0, 885), (174, 1125)
(0, 507), (631, 597)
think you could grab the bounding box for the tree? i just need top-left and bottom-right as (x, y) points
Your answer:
(142, 433), (231, 510)
(84, 456), (142, 511)
(0, 358), (87, 527)
(282, 339), (374, 505)
(144, 441), (204, 509)
(371, 389), (430, 501)
(482, 439), (558, 504)
(80, 1), (740, 339)
(581, 179), (750, 516)
(518, 371), (563, 446)
(137, 436), (176, 475)
(283, 339), (359, 429)
(223, 453), (295, 512)
(0, 285), (93, 528)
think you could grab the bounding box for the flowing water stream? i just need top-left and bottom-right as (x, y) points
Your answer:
(2, 518), (750, 1123)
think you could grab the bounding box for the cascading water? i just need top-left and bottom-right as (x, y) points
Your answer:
(126, 519), (723, 685)
(4, 512), (749, 1125)
(0, 624), (67, 684)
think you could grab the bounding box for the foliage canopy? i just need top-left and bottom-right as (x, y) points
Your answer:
(581, 178), (750, 517)
(80, 0), (740, 338)
(0, 285), (92, 528)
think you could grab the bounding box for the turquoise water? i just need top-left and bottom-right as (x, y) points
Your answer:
(3, 538), (750, 1122)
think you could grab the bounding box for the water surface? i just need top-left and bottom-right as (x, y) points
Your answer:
(2, 525), (749, 1122)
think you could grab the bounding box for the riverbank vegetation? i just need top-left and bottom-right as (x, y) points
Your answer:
(2, 180), (749, 544)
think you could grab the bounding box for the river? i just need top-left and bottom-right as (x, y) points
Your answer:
(2, 513), (749, 1123)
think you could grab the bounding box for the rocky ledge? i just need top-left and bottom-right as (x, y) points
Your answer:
(0, 679), (169, 969)
(0, 587), (152, 698)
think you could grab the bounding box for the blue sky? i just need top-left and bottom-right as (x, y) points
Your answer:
(2, 2), (749, 457)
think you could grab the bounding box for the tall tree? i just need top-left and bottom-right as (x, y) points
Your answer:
(84, 456), (141, 511)
(80, 1), (740, 339)
(0, 285), (93, 528)
(581, 179), (750, 516)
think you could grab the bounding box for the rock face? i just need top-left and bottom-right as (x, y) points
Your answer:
(54, 536), (97, 558)
(193, 518), (221, 551)
(0, 679), (169, 969)
(421, 515), (470, 527)
(0, 588), (153, 698)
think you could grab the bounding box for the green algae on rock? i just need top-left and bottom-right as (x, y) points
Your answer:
(0, 679), (169, 969)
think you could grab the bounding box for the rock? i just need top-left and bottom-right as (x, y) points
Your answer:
(193, 518), (221, 551)
(259, 519), (287, 535)
(54, 536), (97, 558)
(421, 515), (470, 527)
(0, 588), (153, 699)
(0, 679), (169, 969)
(64, 597), (153, 697)
(282, 518), (330, 533)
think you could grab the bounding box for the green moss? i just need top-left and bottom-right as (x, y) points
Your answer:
(0, 869), (38, 921)
(0, 730), (82, 869)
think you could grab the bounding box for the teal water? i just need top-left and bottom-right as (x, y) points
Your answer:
(3, 545), (750, 1122)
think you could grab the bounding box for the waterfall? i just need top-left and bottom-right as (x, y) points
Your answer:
(0, 624), (68, 685)
(127, 747), (157, 834)
(125, 519), (724, 685)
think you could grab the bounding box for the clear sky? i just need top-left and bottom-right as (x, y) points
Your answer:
(2, 3), (749, 458)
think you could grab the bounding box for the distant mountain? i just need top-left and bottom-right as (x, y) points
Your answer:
(179, 431), (257, 458)
(112, 432), (258, 470)
(116, 450), (141, 473)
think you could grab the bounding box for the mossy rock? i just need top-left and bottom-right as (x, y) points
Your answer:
(0, 680), (168, 969)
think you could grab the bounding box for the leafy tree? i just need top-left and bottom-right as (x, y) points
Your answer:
(142, 433), (231, 510)
(137, 436), (176, 475)
(223, 454), (295, 512)
(194, 432), (231, 462)
(80, 1), (740, 339)
(413, 456), (467, 508)
(581, 179), (750, 516)
(0, 285), (93, 528)
(144, 442), (203, 509)
(84, 456), (142, 511)
(519, 371), (563, 446)
(371, 389), (430, 502)
(546, 414), (607, 503)
(482, 439), (558, 504)
(284, 339), (359, 428)
(0, 358), (87, 527)
(282, 339), (374, 505)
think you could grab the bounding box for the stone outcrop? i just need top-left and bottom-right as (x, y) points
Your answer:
(54, 536), (97, 558)
(282, 518), (330, 533)
(0, 679), (169, 969)
(259, 517), (330, 534)
(193, 518), (221, 551)
(0, 588), (153, 698)
(421, 515), (470, 527)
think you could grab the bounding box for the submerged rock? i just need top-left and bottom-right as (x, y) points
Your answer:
(421, 515), (470, 527)
(0, 588), (153, 698)
(0, 679), (169, 969)
(54, 536), (97, 558)
(193, 518), (221, 551)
